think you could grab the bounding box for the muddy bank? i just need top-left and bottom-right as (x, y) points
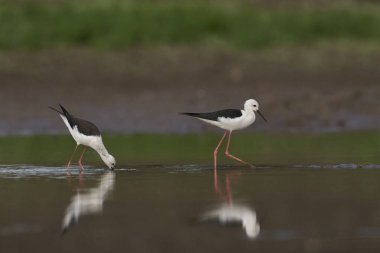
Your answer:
(0, 47), (379, 134)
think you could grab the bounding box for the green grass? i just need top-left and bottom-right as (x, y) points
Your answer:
(1, 3), (380, 50)
(0, 132), (379, 166)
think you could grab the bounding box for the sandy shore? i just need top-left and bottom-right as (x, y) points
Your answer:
(0, 47), (379, 134)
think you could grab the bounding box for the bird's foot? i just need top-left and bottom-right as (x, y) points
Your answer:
(225, 152), (254, 168)
(247, 163), (256, 169)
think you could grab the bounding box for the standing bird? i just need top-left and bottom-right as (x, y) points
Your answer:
(180, 99), (266, 169)
(49, 104), (116, 170)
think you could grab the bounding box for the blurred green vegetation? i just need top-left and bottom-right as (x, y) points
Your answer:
(0, 132), (379, 166)
(1, 1), (380, 50)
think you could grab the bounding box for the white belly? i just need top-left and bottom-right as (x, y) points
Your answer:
(71, 127), (101, 148)
(61, 115), (100, 149)
(199, 112), (255, 131)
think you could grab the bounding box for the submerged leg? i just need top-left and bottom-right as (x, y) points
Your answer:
(214, 130), (228, 192)
(79, 169), (85, 187)
(225, 175), (232, 205)
(78, 146), (87, 171)
(225, 131), (254, 168)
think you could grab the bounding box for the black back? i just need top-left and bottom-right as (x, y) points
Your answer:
(59, 105), (101, 136)
(181, 109), (242, 121)
(75, 118), (101, 136)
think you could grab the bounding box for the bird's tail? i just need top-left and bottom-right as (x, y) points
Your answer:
(49, 104), (72, 117)
(48, 106), (64, 115)
(179, 112), (201, 117)
(61, 208), (76, 236)
(54, 104), (75, 128)
(59, 104), (71, 117)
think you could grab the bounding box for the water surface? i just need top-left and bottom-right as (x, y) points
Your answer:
(1, 164), (380, 253)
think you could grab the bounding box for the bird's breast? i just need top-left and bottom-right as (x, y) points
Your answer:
(219, 113), (255, 131)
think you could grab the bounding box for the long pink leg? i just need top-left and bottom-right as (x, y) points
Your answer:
(66, 145), (78, 171)
(225, 131), (254, 168)
(78, 146), (87, 171)
(214, 130), (228, 192)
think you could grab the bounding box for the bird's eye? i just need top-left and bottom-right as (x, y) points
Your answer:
(253, 105), (257, 107)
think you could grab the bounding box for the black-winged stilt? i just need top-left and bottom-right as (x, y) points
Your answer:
(49, 104), (116, 170)
(181, 99), (266, 169)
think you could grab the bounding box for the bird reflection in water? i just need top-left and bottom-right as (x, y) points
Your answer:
(66, 169), (85, 187)
(62, 172), (115, 235)
(201, 170), (260, 239)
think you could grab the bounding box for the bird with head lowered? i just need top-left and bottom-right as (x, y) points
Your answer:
(49, 104), (116, 170)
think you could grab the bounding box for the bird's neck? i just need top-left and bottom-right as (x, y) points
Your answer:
(241, 108), (256, 124)
(93, 140), (110, 158)
(242, 107), (254, 117)
(243, 103), (253, 113)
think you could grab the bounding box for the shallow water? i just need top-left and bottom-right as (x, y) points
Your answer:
(1, 164), (380, 253)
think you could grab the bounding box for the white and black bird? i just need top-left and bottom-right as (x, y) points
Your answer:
(49, 104), (116, 170)
(181, 99), (266, 169)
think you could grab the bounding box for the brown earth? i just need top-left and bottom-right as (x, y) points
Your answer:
(0, 47), (379, 134)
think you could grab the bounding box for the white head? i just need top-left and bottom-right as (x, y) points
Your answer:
(100, 153), (116, 170)
(244, 99), (260, 112)
(244, 99), (267, 122)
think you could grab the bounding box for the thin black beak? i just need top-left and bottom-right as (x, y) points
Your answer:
(257, 110), (267, 122)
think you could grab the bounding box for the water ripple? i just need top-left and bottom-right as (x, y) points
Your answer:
(0, 165), (106, 179)
(1, 163), (380, 179)
(294, 164), (380, 170)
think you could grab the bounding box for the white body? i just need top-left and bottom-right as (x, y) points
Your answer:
(199, 109), (255, 131)
(202, 204), (260, 238)
(60, 115), (115, 169)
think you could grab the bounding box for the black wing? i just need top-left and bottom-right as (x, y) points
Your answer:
(59, 104), (76, 129)
(180, 109), (242, 121)
(75, 118), (101, 136)
(58, 104), (101, 136)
